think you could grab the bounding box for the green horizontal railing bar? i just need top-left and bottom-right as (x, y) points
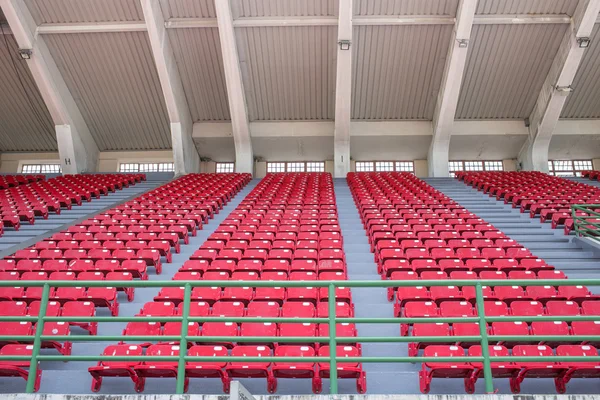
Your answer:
(3, 278), (600, 288)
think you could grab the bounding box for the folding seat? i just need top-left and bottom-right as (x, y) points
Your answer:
(438, 259), (466, 272)
(537, 270), (566, 280)
(247, 301), (280, 318)
(318, 258), (345, 273)
(0, 344), (42, 392)
(408, 323), (451, 356)
(185, 345), (231, 393)
(122, 320), (161, 338)
(287, 272), (318, 303)
(191, 249), (218, 262)
(493, 258), (524, 273)
(439, 301), (474, 317)
(483, 300), (509, 316)
(558, 285), (599, 304)
(0, 301), (27, 317)
(226, 345), (276, 393)
(400, 302), (438, 335)
(318, 345), (366, 394)
(494, 285), (527, 304)
(468, 345), (520, 390)
(140, 301), (176, 318)
(461, 284), (493, 304)
(61, 300), (97, 334)
(546, 300), (580, 317)
(531, 321), (570, 347)
(207, 259), (235, 275)
(173, 271), (201, 281)
(519, 258), (553, 272)
(510, 345), (567, 394)
(88, 248), (111, 262)
(395, 286), (430, 314)
(262, 259), (289, 272)
(448, 270), (476, 280)
(290, 259), (317, 273)
(105, 271), (135, 301)
(429, 286), (462, 304)
(418, 345), (473, 394)
(556, 345), (600, 388)
(318, 323), (357, 342)
(526, 285), (561, 303)
(506, 247), (533, 260)
(132, 344), (183, 392)
(0, 320), (32, 345)
(179, 259), (209, 274)
(508, 270), (537, 280)
(317, 302), (353, 318)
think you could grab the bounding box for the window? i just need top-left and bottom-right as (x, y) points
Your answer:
(449, 160), (504, 177)
(216, 162), (234, 173)
(355, 162), (374, 172)
(375, 162), (394, 172)
(119, 162), (174, 173)
(395, 161), (415, 172)
(448, 161), (464, 178)
(548, 160), (593, 177)
(267, 162), (286, 173)
(21, 164), (62, 174)
(287, 162), (306, 172)
(306, 162), (325, 172)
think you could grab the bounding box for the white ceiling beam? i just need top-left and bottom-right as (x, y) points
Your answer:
(140, 0), (199, 176)
(26, 13), (586, 35)
(214, 0), (253, 174)
(0, 0), (99, 174)
(334, 0), (352, 178)
(428, 0), (478, 177)
(519, 0), (600, 172)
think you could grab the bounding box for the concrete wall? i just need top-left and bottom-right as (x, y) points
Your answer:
(97, 151), (174, 172)
(0, 152), (60, 173)
(593, 159), (600, 170)
(254, 161), (267, 178)
(503, 159), (518, 171)
(414, 159), (428, 177)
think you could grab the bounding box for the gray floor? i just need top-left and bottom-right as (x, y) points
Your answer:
(2, 177), (600, 395)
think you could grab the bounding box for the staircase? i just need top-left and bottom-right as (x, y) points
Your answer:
(424, 178), (600, 282)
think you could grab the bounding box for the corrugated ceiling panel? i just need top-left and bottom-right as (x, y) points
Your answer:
(354, 0), (459, 16)
(562, 24), (600, 118)
(476, 0), (579, 16)
(168, 28), (230, 121)
(456, 24), (567, 120)
(0, 34), (56, 151)
(237, 26), (337, 121)
(232, 0), (338, 18)
(352, 25), (452, 120)
(25, 0), (143, 24)
(159, 0), (216, 19)
(44, 32), (171, 151)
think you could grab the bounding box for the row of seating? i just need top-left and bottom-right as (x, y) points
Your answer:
(455, 171), (600, 233)
(581, 170), (600, 181)
(0, 175), (44, 189)
(0, 174), (143, 231)
(420, 344), (599, 394)
(346, 172), (599, 393)
(0, 173), (251, 392)
(90, 173), (366, 394)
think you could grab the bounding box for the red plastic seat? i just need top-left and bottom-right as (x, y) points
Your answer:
(185, 345), (231, 393)
(419, 345), (473, 394)
(273, 346), (320, 393)
(318, 345), (366, 394)
(468, 345), (520, 389)
(0, 344), (41, 392)
(88, 344), (144, 392)
(511, 345), (567, 393)
(226, 345), (276, 393)
(134, 344), (182, 392)
(556, 345), (600, 388)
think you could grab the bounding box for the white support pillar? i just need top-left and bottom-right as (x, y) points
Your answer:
(0, 0), (99, 174)
(141, 0), (199, 176)
(428, 0), (477, 177)
(334, 0), (352, 178)
(214, 0), (253, 175)
(519, 0), (600, 172)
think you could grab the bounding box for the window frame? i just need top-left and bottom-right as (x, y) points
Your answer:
(216, 162), (235, 173)
(548, 159), (593, 177)
(355, 160), (415, 173)
(118, 162), (174, 173)
(267, 161), (325, 173)
(21, 163), (62, 174)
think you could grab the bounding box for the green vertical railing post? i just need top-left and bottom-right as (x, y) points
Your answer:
(328, 283), (338, 394)
(175, 283), (192, 394)
(26, 283), (50, 393)
(571, 205), (579, 237)
(475, 283), (494, 394)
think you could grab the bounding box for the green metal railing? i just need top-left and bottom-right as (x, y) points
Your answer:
(1, 279), (600, 394)
(572, 204), (600, 239)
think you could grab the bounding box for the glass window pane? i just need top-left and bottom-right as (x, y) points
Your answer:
(267, 162), (286, 173)
(484, 161), (503, 171)
(395, 161), (414, 172)
(287, 162), (305, 172)
(216, 163), (234, 173)
(375, 161), (394, 172)
(22, 164), (61, 173)
(553, 160), (573, 171)
(574, 160), (592, 171)
(355, 162), (374, 172)
(306, 162), (325, 172)
(464, 161), (484, 171)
